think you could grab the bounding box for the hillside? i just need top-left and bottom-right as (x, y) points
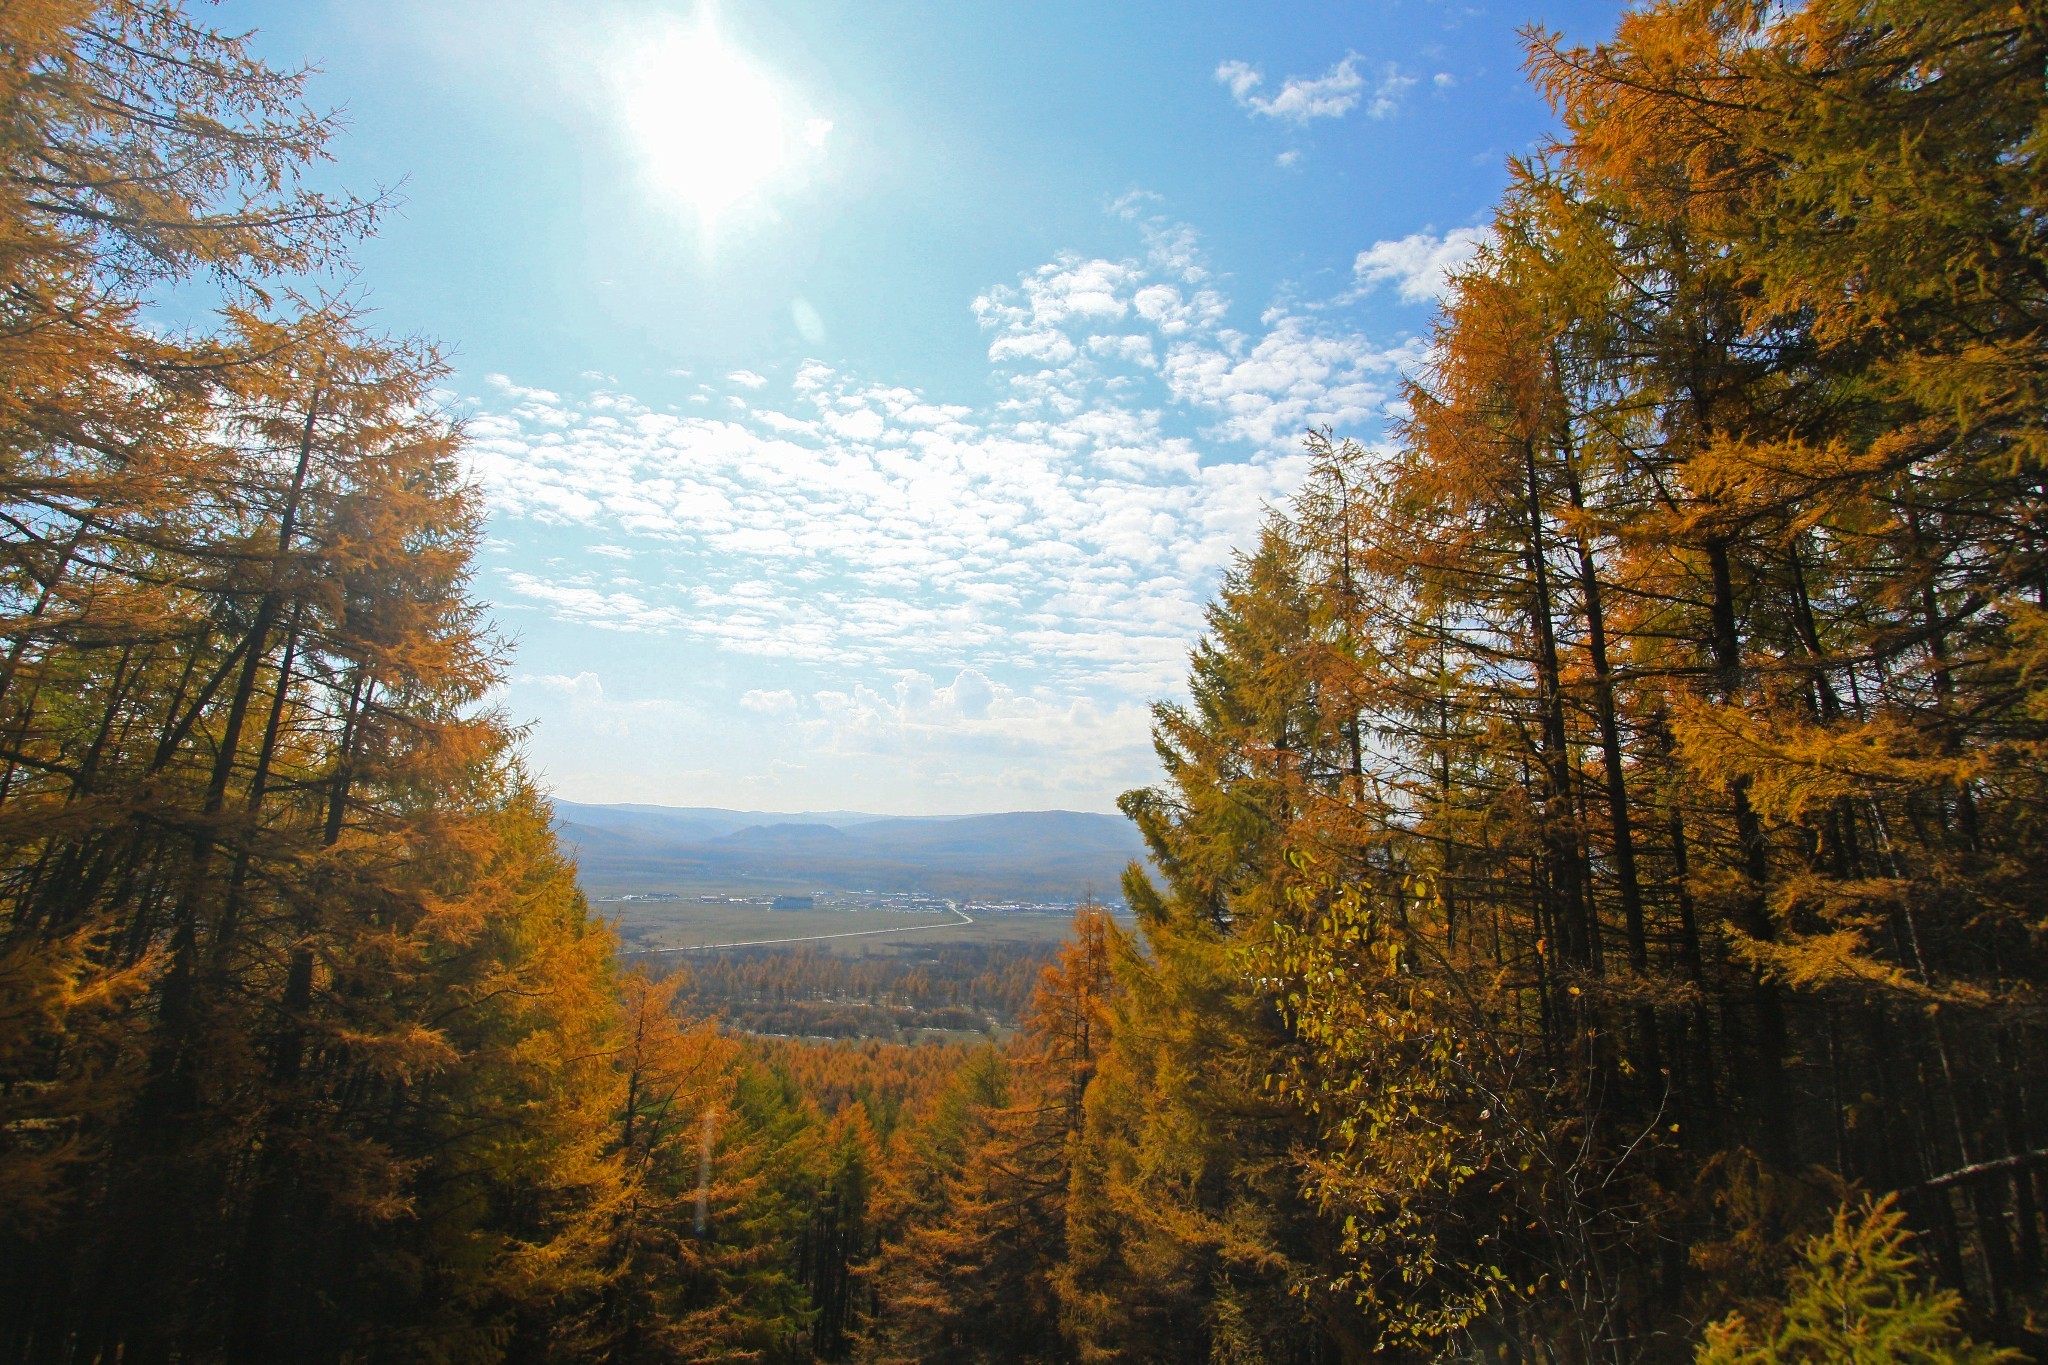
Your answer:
(552, 801), (1147, 901)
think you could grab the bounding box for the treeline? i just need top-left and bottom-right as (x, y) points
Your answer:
(1054, 0), (2046, 1355)
(0, 4), (911, 1359)
(849, 0), (2048, 1356)
(0, 8), (1152, 1360)
(653, 943), (1049, 1040)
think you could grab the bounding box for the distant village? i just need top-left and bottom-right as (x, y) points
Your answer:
(605, 889), (1083, 915)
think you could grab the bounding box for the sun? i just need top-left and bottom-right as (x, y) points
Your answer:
(619, 17), (822, 229)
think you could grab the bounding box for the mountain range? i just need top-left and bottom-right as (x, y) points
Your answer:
(551, 802), (1149, 902)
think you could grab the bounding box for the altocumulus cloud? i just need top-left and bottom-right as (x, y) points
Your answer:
(466, 206), (1420, 801)
(1214, 56), (1414, 123)
(739, 688), (798, 715)
(1355, 227), (1493, 305)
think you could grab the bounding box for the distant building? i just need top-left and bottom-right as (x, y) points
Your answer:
(771, 895), (815, 910)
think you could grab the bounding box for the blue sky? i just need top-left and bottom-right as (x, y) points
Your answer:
(220, 0), (1623, 815)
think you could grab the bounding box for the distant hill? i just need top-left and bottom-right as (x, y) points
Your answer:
(551, 801), (1147, 902)
(713, 823), (856, 851)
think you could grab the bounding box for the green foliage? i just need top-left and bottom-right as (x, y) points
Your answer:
(1697, 1198), (2017, 1365)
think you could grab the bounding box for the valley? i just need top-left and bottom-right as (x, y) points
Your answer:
(596, 885), (1095, 956)
(570, 803), (1133, 1043)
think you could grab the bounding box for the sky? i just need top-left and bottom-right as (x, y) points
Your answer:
(215, 0), (1625, 816)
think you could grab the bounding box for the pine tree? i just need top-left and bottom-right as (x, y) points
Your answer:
(1698, 1197), (2016, 1365)
(867, 908), (1121, 1364)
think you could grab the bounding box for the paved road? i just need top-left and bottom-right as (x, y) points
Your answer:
(633, 903), (976, 954)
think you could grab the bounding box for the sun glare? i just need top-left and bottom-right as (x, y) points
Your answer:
(620, 17), (822, 229)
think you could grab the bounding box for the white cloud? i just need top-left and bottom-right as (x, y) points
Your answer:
(1354, 226), (1492, 304)
(804, 669), (1154, 792)
(1364, 69), (1418, 119)
(499, 574), (692, 632)
(1130, 282), (1226, 336)
(947, 668), (994, 718)
(740, 688), (798, 714)
(1160, 314), (1418, 448)
(468, 206), (1419, 761)
(525, 671), (605, 696)
(1276, 149), (1303, 169)
(1215, 56), (1412, 123)
(1215, 59), (1262, 103)
(514, 671), (677, 738)
(727, 369), (768, 388)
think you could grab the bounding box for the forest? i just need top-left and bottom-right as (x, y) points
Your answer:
(654, 943), (1050, 1040)
(0, 0), (2043, 1360)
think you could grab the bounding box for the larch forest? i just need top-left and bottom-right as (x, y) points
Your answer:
(2, 0), (2045, 1361)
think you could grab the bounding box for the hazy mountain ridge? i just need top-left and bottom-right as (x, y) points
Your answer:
(551, 801), (1148, 901)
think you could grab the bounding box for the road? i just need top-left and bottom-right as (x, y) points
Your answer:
(633, 902), (976, 954)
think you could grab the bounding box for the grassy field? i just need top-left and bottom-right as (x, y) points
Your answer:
(579, 873), (829, 900)
(603, 900), (1088, 955)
